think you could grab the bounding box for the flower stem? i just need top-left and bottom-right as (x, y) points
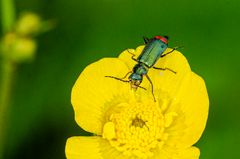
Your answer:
(0, 0), (16, 158)
(0, 60), (15, 159)
(1, 0), (15, 33)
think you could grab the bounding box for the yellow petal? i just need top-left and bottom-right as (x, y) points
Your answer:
(99, 138), (129, 159)
(71, 58), (130, 134)
(149, 52), (208, 148)
(152, 146), (200, 159)
(176, 147), (200, 159)
(102, 122), (116, 140)
(66, 136), (128, 159)
(118, 45), (145, 69)
(66, 136), (102, 159)
(164, 72), (209, 148)
(164, 112), (178, 128)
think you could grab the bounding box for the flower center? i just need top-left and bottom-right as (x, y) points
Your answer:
(103, 96), (177, 158)
(131, 117), (145, 128)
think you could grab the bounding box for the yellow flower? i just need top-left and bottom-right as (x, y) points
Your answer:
(1, 33), (36, 62)
(15, 12), (41, 36)
(66, 46), (209, 159)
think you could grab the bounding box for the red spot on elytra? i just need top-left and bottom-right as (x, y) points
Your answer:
(154, 35), (168, 44)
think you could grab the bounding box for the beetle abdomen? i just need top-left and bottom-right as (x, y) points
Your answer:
(138, 39), (168, 67)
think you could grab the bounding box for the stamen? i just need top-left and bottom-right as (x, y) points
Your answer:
(102, 93), (177, 158)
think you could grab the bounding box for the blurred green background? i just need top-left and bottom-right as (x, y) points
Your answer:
(0, 0), (239, 158)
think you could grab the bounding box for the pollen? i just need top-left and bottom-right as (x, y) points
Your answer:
(103, 95), (178, 158)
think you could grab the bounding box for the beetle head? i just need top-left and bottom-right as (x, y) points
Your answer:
(129, 73), (142, 90)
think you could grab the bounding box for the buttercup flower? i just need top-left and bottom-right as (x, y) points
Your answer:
(66, 46), (209, 159)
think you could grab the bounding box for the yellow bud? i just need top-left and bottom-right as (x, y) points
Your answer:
(16, 12), (41, 36)
(1, 33), (17, 54)
(12, 38), (37, 62)
(0, 33), (37, 62)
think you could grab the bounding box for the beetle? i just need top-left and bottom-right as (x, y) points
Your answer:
(105, 35), (178, 101)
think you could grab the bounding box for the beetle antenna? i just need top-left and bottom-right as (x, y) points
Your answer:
(175, 45), (184, 49)
(105, 76), (147, 91)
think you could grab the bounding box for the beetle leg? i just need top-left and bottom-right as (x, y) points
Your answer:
(152, 67), (176, 74)
(160, 48), (176, 57)
(131, 56), (138, 62)
(145, 74), (156, 102)
(105, 76), (129, 83)
(143, 36), (150, 44)
(120, 71), (132, 79)
(161, 46), (183, 57)
(127, 49), (135, 56)
(127, 49), (138, 62)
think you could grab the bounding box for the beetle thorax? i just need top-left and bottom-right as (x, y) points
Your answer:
(133, 63), (148, 75)
(128, 63), (148, 90)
